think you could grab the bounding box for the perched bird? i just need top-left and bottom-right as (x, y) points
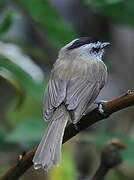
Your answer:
(33, 37), (110, 170)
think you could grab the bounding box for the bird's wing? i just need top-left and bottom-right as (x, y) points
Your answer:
(44, 62), (107, 122)
(65, 65), (107, 123)
(43, 77), (67, 121)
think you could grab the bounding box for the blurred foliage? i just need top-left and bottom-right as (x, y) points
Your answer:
(0, 67), (25, 106)
(49, 147), (77, 180)
(0, 0), (76, 148)
(83, 0), (134, 27)
(6, 119), (46, 143)
(0, 55), (44, 98)
(0, 0), (77, 178)
(95, 133), (134, 162)
(19, 0), (77, 48)
(0, 12), (14, 36)
(0, 0), (134, 179)
(0, 0), (5, 11)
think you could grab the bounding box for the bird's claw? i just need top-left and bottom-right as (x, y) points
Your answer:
(94, 100), (108, 117)
(98, 103), (105, 114)
(126, 90), (133, 95)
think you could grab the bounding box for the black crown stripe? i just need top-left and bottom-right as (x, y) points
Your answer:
(67, 37), (99, 50)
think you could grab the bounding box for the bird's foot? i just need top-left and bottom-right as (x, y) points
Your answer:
(94, 100), (108, 117)
(125, 89), (133, 95)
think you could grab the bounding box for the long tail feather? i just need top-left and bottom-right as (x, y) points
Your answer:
(33, 105), (70, 170)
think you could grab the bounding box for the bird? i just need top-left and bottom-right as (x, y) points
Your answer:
(33, 37), (110, 170)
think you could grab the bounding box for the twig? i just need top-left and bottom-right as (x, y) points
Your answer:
(1, 91), (134, 180)
(92, 139), (126, 180)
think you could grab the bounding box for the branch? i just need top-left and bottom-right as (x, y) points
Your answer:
(1, 91), (134, 180)
(92, 139), (126, 180)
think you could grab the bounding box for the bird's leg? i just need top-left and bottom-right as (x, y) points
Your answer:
(94, 100), (108, 117)
(73, 123), (79, 131)
(75, 100), (109, 130)
(125, 89), (133, 95)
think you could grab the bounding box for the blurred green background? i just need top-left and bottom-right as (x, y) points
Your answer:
(0, 0), (134, 179)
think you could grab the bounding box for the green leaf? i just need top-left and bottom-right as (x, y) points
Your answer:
(6, 119), (47, 143)
(0, 12), (15, 36)
(19, 0), (77, 48)
(0, 0), (5, 11)
(50, 148), (77, 180)
(83, 0), (134, 27)
(0, 67), (25, 107)
(7, 91), (43, 124)
(0, 53), (45, 100)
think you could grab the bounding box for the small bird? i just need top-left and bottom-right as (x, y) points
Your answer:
(33, 37), (110, 170)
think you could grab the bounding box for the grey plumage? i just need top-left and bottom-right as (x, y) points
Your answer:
(33, 37), (109, 170)
(33, 105), (69, 170)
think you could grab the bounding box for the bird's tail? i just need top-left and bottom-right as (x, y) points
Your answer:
(33, 104), (70, 170)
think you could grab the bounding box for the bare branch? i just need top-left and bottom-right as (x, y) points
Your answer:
(92, 139), (126, 180)
(1, 91), (134, 180)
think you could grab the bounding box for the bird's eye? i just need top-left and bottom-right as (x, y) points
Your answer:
(92, 47), (99, 53)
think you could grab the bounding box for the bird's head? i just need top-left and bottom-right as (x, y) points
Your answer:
(59, 37), (110, 61)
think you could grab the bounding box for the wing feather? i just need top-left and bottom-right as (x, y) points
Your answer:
(43, 78), (66, 121)
(44, 61), (107, 122)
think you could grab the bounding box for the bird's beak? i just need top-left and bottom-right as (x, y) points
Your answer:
(100, 42), (110, 49)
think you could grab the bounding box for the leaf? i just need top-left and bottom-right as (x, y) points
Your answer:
(0, 42), (44, 84)
(0, 42), (46, 100)
(19, 0), (77, 48)
(49, 147), (77, 180)
(6, 119), (47, 143)
(6, 89), (43, 124)
(83, 0), (134, 27)
(0, 11), (15, 36)
(0, 67), (25, 107)
(0, 0), (5, 11)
